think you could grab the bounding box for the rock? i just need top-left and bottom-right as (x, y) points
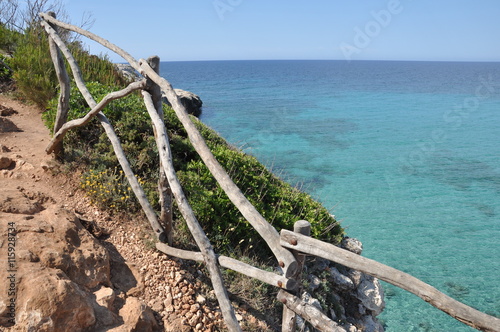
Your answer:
(25, 208), (111, 289)
(343, 323), (359, 332)
(0, 144), (11, 152)
(114, 63), (140, 82)
(0, 188), (44, 214)
(10, 266), (96, 331)
(344, 269), (364, 288)
(118, 297), (159, 332)
(195, 294), (206, 305)
(0, 156), (13, 169)
(40, 161), (52, 171)
(357, 276), (385, 315)
(307, 274), (322, 291)
(328, 266), (354, 290)
(360, 314), (384, 332)
(150, 298), (164, 312)
(312, 257), (329, 271)
(341, 237), (363, 255)
(0, 104), (18, 116)
(0, 117), (21, 133)
(94, 287), (116, 309)
(163, 89), (203, 117)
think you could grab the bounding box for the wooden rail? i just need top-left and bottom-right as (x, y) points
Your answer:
(281, 230), (500, 332)
(39, 12), (500, 332)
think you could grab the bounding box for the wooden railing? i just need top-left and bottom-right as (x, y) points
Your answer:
(39, 12), (500, 332)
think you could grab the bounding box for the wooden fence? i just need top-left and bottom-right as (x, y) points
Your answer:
(39, 12), (500, 332)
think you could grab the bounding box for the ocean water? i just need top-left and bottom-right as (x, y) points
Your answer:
(160, 60), (500, 331)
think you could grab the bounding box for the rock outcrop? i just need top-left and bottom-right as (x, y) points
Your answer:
(162, 89), (203, 117)
(0, 188), (159, 331)
(114, 63), (203, 117)
(304, 237), (385, 332)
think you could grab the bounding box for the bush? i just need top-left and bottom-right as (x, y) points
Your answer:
(0, 54), (12, 82)
(71, 44), (127, 88)
(8, 24), (126, 109)
(0, 24), (19, 54)
(44, 81), (344, 259)
(9, 27), (56, 108)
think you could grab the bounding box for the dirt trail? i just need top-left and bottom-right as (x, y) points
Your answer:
(0, 95), (269, 331)
(0, 96), (60, 198)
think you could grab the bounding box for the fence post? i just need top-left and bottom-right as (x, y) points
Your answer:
(147, 56), (173, 245)
(282, 220), (311, 332)
(47, 11), (70, 158)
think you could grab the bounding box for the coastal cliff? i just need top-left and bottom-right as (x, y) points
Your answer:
(0, 95), (385, 331)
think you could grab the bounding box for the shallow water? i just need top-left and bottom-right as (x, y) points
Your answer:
(161, 60), (500, 331)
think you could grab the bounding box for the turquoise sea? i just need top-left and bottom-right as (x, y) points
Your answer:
(160, 60), (500, 331)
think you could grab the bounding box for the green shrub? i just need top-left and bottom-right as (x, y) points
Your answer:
(9, 27), (56, 108)
(0, 54), (12, 82)
(0, 24), (19, 54)
(8, 24), (126, 109)
(80, 167), (139, 212)
(45, 81), (343, 259)
(70, 42), (127, 88)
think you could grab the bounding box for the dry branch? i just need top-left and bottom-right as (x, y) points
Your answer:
(143, 91), (241, 331)
(277, 290), (346, 332)
(282, 220), (311, 332)
(46, 79), (147, 154)
(280, 230), (500, 332)
(156, 243), (297, 291)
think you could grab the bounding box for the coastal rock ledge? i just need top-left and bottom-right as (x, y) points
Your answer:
(115, 63), (203, 117)
(303, 236), (385, 332)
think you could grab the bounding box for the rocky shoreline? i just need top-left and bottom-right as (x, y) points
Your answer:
(301, 237), (385, 332)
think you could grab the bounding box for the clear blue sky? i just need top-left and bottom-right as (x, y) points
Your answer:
(62, 0), (500, 62)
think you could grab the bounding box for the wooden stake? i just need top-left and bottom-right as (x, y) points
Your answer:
(146, 56), (173, 245)
(143, 91), (241, 331)
(277, 290), (346, 332)
(156, 243), (297, 291)
(46, 12), (70, 158)
(282, 220), (311, 332)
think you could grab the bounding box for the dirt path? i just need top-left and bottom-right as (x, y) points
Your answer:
(0, 96), (60, 198)
(0, 95), (269, 331)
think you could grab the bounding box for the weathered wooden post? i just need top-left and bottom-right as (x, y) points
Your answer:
(282, 220), (310, 332)
(146, 55), (173, 245)
(46, 11), (70, 158)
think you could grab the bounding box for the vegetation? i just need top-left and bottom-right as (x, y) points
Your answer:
(8, 26), (57, 107)
(42, 80), (343, 257)
(2, 5), (344, 327)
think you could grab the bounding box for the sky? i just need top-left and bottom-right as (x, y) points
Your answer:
(60, 0), (500, 63)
